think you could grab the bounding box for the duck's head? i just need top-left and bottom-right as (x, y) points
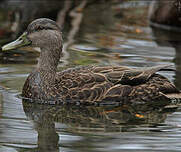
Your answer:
(2, 18), (62, 51)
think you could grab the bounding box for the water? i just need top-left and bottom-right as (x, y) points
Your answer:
(0, 1), (181, 152)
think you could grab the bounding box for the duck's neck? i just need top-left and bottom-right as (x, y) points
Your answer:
(37, 46), (62, 82)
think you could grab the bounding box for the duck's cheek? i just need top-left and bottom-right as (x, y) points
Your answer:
(31, 39), (45, 47)
(27, 32), (42, 47)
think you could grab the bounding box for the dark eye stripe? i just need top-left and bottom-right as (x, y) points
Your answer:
(36, 26), (53, 31)
(27, 22), (61, 34)
(27, 26), (54, 34)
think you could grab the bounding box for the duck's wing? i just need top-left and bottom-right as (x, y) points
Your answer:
(104, 64), (175, 85)
(61, 65), (131, 74)
(57, 65), (131, 89)
(100, 64), (179, 103)
(60, 64), (174, 85)
(58, 65), (174, 89)
(56, 65), (130, 101)
(56, 65), (179, 102)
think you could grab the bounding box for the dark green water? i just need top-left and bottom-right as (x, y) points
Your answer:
(0, 1), (181, 152)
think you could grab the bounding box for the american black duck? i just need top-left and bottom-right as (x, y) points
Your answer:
(2, 18), (181, 104)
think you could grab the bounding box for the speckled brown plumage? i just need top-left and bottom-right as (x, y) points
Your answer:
(22, 64), (180, 104)
(3, 18), (181, 104)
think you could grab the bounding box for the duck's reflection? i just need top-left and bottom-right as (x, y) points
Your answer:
(22, 99), (177, 152)
(35, 112), (59, 152)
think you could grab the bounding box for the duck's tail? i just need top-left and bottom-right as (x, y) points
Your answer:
(143, 64), (175, 73)
(165, 93), (181, 105)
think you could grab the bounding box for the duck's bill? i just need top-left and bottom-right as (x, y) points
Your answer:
(2, 32), (31, 51)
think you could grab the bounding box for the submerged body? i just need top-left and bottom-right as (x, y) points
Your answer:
(2, 18), (181, 104)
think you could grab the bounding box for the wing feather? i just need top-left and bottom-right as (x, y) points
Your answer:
(55, 65), (177, 102)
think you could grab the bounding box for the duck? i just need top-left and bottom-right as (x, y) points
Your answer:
(2, 18), (181, 105)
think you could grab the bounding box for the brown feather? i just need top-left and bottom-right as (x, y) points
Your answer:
(22, 65), (180, 104)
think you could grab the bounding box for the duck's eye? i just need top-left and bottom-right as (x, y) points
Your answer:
(36, 26), (53, 31)
(37, 26), (44, 31)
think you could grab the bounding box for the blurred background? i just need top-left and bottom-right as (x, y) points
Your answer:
(0, 0), (181, 152)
